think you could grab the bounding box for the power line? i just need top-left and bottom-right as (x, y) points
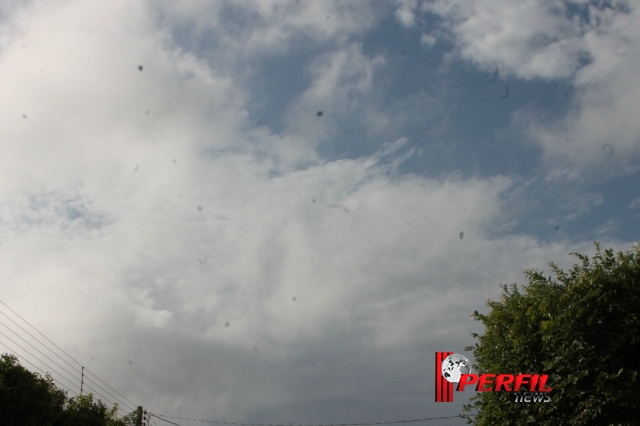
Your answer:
(0, 300), (138, 410)
(0, 320), (137, 423)
(83, 369), (139, 412)
(0, 323), (82, 383)
(0, 327), (131, 412)
(149, 414), (465, 426)
(83, 374), (138, 413)
(152, 416), (181, 425)
(81, 380), (128, 411)
(0, 341), (77, 396)
(0, 301), (82, 367)
(0, 342), (136, 425)
(0, 310), (82, 374)
(0, 330), (80, 390)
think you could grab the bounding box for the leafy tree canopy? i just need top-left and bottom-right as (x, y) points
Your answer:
(463, 244), (640, 426)
(0, 353), (137, 426)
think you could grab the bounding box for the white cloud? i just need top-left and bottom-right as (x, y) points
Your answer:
(395, 0), (418, 27)
(399, 0), (640, 173)
(284, 43), (385, 146)
(414, 0), (587, 79)
(420, 32), (437, 47)
(159, 0), (379, 58)
(0, 0), (627, 422)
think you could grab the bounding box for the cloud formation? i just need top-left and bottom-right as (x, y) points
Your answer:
(399, 0), (640, 172)
(0, 0), (635, 424)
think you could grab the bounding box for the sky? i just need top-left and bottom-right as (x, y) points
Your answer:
(0, 0), (639, 424)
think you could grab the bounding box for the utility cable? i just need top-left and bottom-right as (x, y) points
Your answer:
(0, 310), (82, 373)
(0, 334), (124, 411)
(83, 374), (138, 413)
(0, 333), (80, 390)
(0, 313), (135, 414)
(0, 301), (138, 409)
(0, 332), (131, 414)
(0, 301), (82, 367)
(81, 381), (122, 407)
(149, 414), (465, 426)
(0, 324), (82, 383)
(151, 416), (181, 425)
(0, 340), (77, 396)
(82, 367), (139, 409)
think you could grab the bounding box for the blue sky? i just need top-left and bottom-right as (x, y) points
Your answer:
(0, 1), (638, 425)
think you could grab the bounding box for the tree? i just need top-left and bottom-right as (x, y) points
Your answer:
(56, 394), (137, 426)
(463, 244), (640, 426)
(0, 353), (66, 426)
(0, 353), (137, 426)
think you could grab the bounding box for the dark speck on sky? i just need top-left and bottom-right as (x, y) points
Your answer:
(22, 114), (26, 119)
(198, 206), (202, 211)
(555, 226), (560, 231)
(499, 85), (510, 100)
(133, 165), (139, 172)
(312, 199), (316, 203)
(486, 67), (499, 85)
(316, 111), (323, 116)
(172, 159), (177, 164)
(138, 65), (143, 71)
(459, 231), (464, 240)
(225, 322), (230, 327)
(292, 297), (297, 301)
(128, 360), (132, 365)
(327, 203), (349, 212)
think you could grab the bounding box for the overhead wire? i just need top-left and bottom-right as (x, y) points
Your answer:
(80, 380), (128, 410)
(83, 374), (138, 413)
(0, 340), (77, 396)
(0, 339), (133, 421)
(0, 330), (81, 390)
(0, 326), (135, 414)
(0, 334), (127, 412)
(1, 300), (466, 426)
(0, 300), (138, 411)
(151, 416), (181, 425)
(148, 414), (466, 426)
(0, 323), (82, 381)
(0, 301), (82, 366)
(0, 310), (82, 373)
(82, 368), (139, 410)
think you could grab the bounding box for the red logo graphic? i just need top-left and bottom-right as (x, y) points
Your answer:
(435, 352), (552, 403)
(435, 352), (454, 402)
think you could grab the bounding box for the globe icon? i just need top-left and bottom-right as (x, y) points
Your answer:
(441, 354), (471, 383)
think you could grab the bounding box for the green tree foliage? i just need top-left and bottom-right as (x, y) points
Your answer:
(0, 353), (66, 426)
(463, 244), (640, 426)
(56, 394), (137, 426)
(0, 353), (137, 426)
